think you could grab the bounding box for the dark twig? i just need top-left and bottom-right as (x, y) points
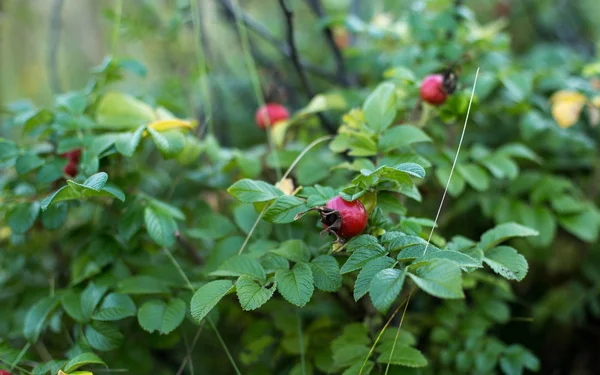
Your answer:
(305, 0), (351, 86)
(48, 0), (65, 93)
(218, 0), (337, 82)
(277, 0), (337, 134)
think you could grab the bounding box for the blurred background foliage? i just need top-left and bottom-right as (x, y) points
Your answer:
(2, 0), (599, 148)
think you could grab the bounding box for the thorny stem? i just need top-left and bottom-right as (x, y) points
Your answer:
(277, 0), (337, 134)
(305, 0), (352, 86)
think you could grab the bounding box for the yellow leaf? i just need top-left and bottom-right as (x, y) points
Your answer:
(0, 226), (11, 240)
(71, 371), (94, 375)
(148, 119), (196, 132)
(592, 96), (600, 108)
(550, 90), (587, 128)
(276, 178), (295, 196)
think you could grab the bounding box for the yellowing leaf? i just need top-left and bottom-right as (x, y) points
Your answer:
(0, 226), (11, 240)
(148, 119), (196, 132)
(276, 178), (295, 195)
(71, 372), (94, 375)
(550, 90), (587, 128)
(592, 96), (600, 108)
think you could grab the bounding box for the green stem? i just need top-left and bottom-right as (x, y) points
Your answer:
(209, 318), (242, 375)
(384, 291), (412, 375)
(296, 309), (306, 375)
(189, 0), (213, 136)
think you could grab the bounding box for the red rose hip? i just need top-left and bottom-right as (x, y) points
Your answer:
(63, 160), (78, 177)
(0, 370), (12, 375)
(323, 196), (368, 238)
(420, 74), (447, 106)
(255, 103), (290, 130)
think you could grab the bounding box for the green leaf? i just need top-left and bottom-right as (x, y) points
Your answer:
(330, 132), (378, 157)
(116, 275), (170, 294)
(481, 153), (519, 180)
(95, 91), (155, 129)
(8, 201), (40, 234)
(418, 248), (482, 269)
(483, 246), (528, 281)
(263, 195), (308, 223)
(186, 213), (236, 240)
(479, 222), (539, 251)
(260, 253), (290, 274)
(310, 255), (342, 292)
(435, 165), (465, 196)
(64, 353), (107, 373)
(144, 206), (177, 247)
(190, 280), (234, 323)
(61, 290), (85, 322)
(80, 282), (109, 321)
(41, 203), (68, 230)
(235, 275), (277, 311)
(210, 254), (266, 281)
(333, 344), (370, 368)
(342, 361), (374, 375)
(92, 293), (136, 321)
(40, 174), (124, 210)
(558, 207), (600, 242)
(270, 239), (311, 263)
(115, 125), (145, 157)
(37, 158), (68, 184)
(82, 172), (108, 190)
(0, 139), (18, 164)
(16, 153), (45, 174)
(32, 360), (67, 375)
(408, 259), (464, 299)
(85, 321), (124, 351)
(275, 263), (314, 307)
(379, 125), (431, 152)
(354, 256), (395, 301)
(228, 179), (283, 203)
(457, 163), (490, 191)
(137, 298), (186, 334)
(369, 268), (407, 313)
(497, 143), (541, 163)
(24, 296), (60, 342)
(363, 82), (397, 132)
(341, 243), (387, 274)
(147, 128), (185, 157)
(376, 346), (428, 367)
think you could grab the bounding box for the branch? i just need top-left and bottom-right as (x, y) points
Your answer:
(305, 0), (352, 87)
(277, 0), (337, 134)
(218, 0), (337, 82)
(48, 0), (65, 93)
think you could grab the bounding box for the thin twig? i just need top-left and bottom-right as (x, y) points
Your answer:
(48, 0), (64, 93)
(423, 68), (479, 255)
(277, 0), (337, 134)
(218, 0), (337, 82)
(305, 0), (351, 86)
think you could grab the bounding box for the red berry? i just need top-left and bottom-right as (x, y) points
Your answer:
(255, 103), (290, 130)
(61, 149), (82, 163)
(324, 196), (368, 238)
(420, 74), (447, 106)
(0, 370), (12, 375)
(63, 160), (78, 177)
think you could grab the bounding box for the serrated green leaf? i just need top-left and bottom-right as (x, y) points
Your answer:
(354, 256), (396, 301)
(210, 254), (266, 280)
(228, 179), (283, 203)
(270, 239), (311, 263)
(84, 321), (124, 351)
(310, 255), (342, 292)
(275, 263), (314, 307)
(479, 222), (539, 251)
(379, 125), (431, 152)
(144, 206), (177, 247)
(418, 248), (482, 268)
(376, 346), (428, 367)
(341, 243), (387, 274)
(137, 298), (186, 334)
(236, 275), (276, 311)
(364, 82), (397, 132)
(80, 282), (109, 321)
(92, 293), (136, 321)
(187, 213), (235, 240)
(483, 246), (528, 281)
(41, 202), (67, 230)
(147, 128), (185, 157)
(369, 268), (407, 313)
(64, 353), (107, 373)
(408, 259), (464, 299)
(263, 195), (308, 223)
(190, 280), (234, 323)
(24, 296), (60, 342)
(115, 126), (145, 157)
